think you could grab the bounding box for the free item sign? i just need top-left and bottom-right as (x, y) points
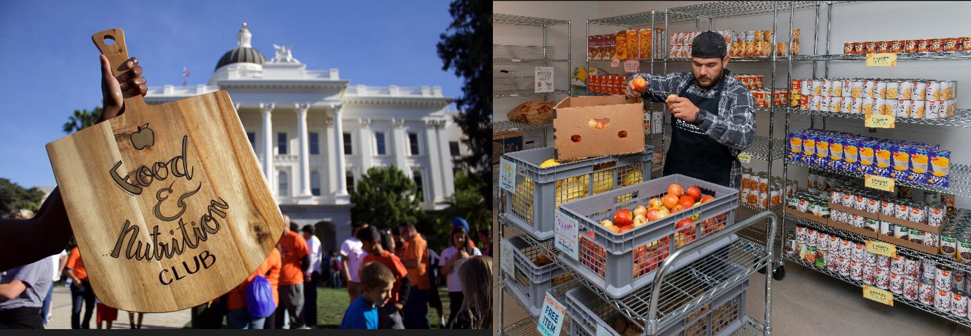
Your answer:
(45, 29), (285, 313)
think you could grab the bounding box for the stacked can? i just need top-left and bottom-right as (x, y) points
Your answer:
(936, 265), (953, 313)
(845, 37), (971, 55)
(794, 77), (958, 118)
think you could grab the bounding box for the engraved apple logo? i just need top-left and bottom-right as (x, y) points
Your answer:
(131, 123), (155, 150)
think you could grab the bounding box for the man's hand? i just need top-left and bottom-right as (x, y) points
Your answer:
(72, 279), (83, 288)
(667, 96), (700, 124)
(625, 80), (640, 99)
(98, 54), (147, 123)
(394, 302), (404, 311)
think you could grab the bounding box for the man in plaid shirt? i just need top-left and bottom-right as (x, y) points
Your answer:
(626, 31), (755, 188)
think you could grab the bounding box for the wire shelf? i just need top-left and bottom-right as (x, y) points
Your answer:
(788, 160), (971, 199)
(664, 1), (820, 23)
(496, 59), (572, 64)
(494, 13), (571, 27)
(792, 52), (971, 62)
(494, 45), (558, 62)
(782, 213), (971, 274)
(788, 108), (971, 128)
(496, 89), (571, 99)
(494, 120), (553, 133)
(733, 318), (768, 336)
(500, 318), (544, 336)
(744, 136), (787, 162)
(667, 57), (794, 63)
(502, 214), (771, 332)
(783, 253), (971, 329)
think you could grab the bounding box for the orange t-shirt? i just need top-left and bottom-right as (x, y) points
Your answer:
(65, 247), (87, 281)
(403, 235), (430, 290)
(227, 248), (282, 310)
(278, 231), (309, 286)
(362, 250), (408, 304)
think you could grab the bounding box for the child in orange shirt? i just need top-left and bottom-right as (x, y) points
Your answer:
(358, 227), (410, 329)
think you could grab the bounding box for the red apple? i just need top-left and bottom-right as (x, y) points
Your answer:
(686, 186), (702, 202)
(646, 209), (660, 221)
(613, 209), (633, 227)
(678, 195), (695, 209)
(699, 195), (715, 204)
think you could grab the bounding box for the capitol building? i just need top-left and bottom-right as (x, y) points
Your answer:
(145, 24), (467, 252)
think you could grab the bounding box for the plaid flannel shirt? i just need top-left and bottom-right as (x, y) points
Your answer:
(630, 69), (756, 188)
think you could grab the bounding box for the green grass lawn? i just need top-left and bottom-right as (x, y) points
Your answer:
(185, 286), (452, 329)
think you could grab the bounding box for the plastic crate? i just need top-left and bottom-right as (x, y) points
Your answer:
(502, 145), (654, 240)
(505, 260), (571, 317)
(565, 278), (749, 336)
(557, 174), (739, 298)
(506, 236), (561, 283)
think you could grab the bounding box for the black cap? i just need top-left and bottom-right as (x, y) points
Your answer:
(692, 31), (727, 59)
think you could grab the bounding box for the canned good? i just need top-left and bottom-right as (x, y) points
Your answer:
(957, 275), (967, 292)
(909, 204), (927, 223)
(931, 38), (944, 53)
(894, 224), (910, 241)
(866, 41), (878, 54)
(866, 196), (880, 213)
(896, 202), (911, 220)
(877, 41), (890, 53)
(938, 265), (953, 290)
(913, 81), (928, 100)
(839, 239), (853, 258)
(920, 279), (936, 305)
(962, 37), (971, 52)
(891, 40), (904, 53)
(812, 79), (823, 96)
(875, 267), (889, 289)
(852, 260), (864, 281)
(864, 251), (878, 267)
(891, 255), (906, 274)
(958, 238), (971, 262)
(937, 289), (953, 312)
(925, 231), (940, 248)
(839, 256), (852, 277)
(865, 218), (880, 232)
(853, 42), (865, 55)
(863, 79), (876, 99)
(853, 241), (866, 261)
(891, 272), (905, 295)
(904, 256), (920, 279)
(918, 39), (931, 53)
(880, 221), (894, 236)
(954, 290), (969, 316)
(887, 81), (900, 100)
(941, 230), (958, 257)
(928, 81), (942, 101)
(881, 199), (896, 217)
(843, 42), (853, 54)
(905, 278), (919, 301)
(905, 40), (918, 53)
(877, 254), (891, 270)
(909, 228), (924, 244)
(862, 264), (875, 284)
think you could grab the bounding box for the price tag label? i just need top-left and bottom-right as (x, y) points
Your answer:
(537, 293), (567, 336)
(499, 158), (517, 194)
(866, 53), (898, 67)
(865, 174), (895, 192)
(596, 324), (611, 336)
(611, 59), (620, 67)
(500, 240), (515, 276)
(863, 285), (894, 306)
(737, 152), (752, 164)
(865, 114), (895, 128)
(624, 59), (640, 73)
(866, 241), (897, 258)
(555, 210), (580, 261)
(536, 67), (554, 93)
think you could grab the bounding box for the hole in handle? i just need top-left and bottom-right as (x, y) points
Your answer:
(104, 35), (115, 46)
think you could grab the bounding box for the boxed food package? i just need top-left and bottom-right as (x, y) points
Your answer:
(493, 131), (524, 169)
(507, 101), (556, 125)
(552, 95), (645, 161)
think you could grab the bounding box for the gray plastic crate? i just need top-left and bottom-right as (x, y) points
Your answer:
(565, 278), (749, 336)
(556, 174), (739, 298)
(506, 236), (561, 283)
(505, 267), (573, 318)
(502, 145), (654, 240)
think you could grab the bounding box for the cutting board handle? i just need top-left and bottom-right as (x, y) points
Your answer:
(92, 28), (145, 106)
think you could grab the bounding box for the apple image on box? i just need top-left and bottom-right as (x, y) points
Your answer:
(131, 123), (155, 150)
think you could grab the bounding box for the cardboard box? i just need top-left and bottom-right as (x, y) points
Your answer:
(493, 131), (524, 169)
(878, 233), (938, 255)
(552, 95), (645, 161)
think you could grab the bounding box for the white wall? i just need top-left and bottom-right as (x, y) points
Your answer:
(496, 1), (971, 208)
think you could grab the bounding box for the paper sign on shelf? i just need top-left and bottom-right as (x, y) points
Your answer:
(596, 324), (611, 336)
(863, 285), (894, 306)
(537, 292), (567, 336)
(865, 114), (895, 128)
(624, 59), (640, 73)
(737, 152), (752, 164)
(866, 53), (898, 67)
(611, 59), (620, 67)
(866, 241), (897, 258)
(555, 210), (580, 261)
(536, 66), (554, 93)
(500, 241), (515, 276)
(865, 174), (895, 192)
(499, 158), (517, 194)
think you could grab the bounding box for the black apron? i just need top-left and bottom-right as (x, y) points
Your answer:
(662, 75), (738, 187)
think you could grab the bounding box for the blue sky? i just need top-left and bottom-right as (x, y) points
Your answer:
(0, 0), (462, 188)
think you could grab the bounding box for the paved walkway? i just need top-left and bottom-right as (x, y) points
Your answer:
(45, 284), (191, 329)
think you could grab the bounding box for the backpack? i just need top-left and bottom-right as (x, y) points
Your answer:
(246, 275), (276, 318)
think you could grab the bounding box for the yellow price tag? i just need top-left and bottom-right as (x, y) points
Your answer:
(865, 114), (895, 128)
(866, 53), (898, 67)
(866, 241), (896, 258)
(863, 285), (894, 306)
(865, 175), (895, 192)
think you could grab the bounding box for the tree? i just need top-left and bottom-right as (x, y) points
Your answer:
(0, 178), (45, 216)
(432, 169), (491, 252)
(437, 0), (492, 209)
(63, 107), (102, 134)
(350, 166), (427, 233)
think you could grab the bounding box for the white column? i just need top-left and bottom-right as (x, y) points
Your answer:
(323, 118), (336, 196)
(295, 103), (312, 198)
(260, 103), (275, 188)
(435, 120), (455, 199)
(333, 105), (349, 199)
(423, 120), (445, 203)
(358, 119), (373, 170)
(392, 119), (408, 172)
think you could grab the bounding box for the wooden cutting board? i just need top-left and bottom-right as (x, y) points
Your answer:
(46, 29), (285, 313)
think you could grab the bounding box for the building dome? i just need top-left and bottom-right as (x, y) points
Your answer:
(215, 23), (267, 71)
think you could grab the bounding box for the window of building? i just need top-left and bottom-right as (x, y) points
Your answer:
(310, 132), (320, 155)
(278, 133), (288, 154)
(413, 170), (424, 202)
(409, 132), (420, 156)
(449, 141), (461, 157)
(375, 132), (387, 155)
(343, 133), (353, 155)
(311, 171), (321, 196)
(346, 174), (355, 193)
(247, 132), (256, 152)
(278, 171), (288, 197)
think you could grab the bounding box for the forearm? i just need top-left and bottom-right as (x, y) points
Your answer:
(398, 276), (411, 305)
(300, 255), (310, 273)
(341, 260), (351, 280)
(629, 72), (684, 102)
(403, 259), (419, 268)
(0, 282), (26, 300)
(0, 187), (73, 272)
(697, 98), (756, 152)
